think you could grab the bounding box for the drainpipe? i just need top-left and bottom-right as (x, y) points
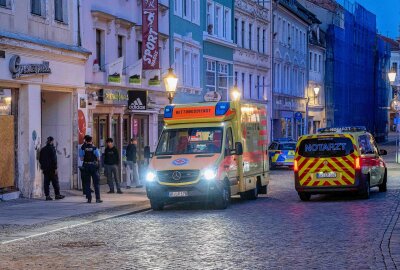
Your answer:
(77, 0), (82, 47)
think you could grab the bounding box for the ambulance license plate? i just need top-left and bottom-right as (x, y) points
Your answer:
(317, 172), (337, 178)
(169, 191), (188, 197)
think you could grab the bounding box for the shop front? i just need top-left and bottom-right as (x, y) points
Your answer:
(0, 36), (89, 198)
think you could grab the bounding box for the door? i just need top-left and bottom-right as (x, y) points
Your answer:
(224, 126), (237, 185)
(132, 115), (149, 180)
(358, 134), (380, 186)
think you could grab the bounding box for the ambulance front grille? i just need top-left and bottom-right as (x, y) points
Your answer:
(157, 170), (200, 183)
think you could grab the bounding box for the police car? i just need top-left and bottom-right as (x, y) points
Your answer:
(294, 127), (387, 201)
(268, 138), (297, 169)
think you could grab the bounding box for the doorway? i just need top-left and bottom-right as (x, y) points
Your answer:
(41, 91), (72, 189)
(132, 115), (149, 180)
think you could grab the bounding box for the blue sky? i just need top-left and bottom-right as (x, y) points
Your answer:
(353, 0), (400, 38)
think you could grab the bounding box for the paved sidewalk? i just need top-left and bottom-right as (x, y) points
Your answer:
(0, 185), (150, 243)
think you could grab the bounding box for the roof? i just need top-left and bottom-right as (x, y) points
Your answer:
(378, 35), (400, 51)
(0, 30), (91, 55)
(277, 0), (321, 25)
(305, 0), (338, 12)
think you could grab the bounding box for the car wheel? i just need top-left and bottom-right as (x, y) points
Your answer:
(298, 192), (311, 201)
(215, 180), (231, 209)
(360, 177), (370, 199)
(379, 170), (387, 192)
(150, 199), (164, 211)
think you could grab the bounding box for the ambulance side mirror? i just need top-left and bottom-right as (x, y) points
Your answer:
(144, 146), (152, 159)
(235, 142), (243, 156)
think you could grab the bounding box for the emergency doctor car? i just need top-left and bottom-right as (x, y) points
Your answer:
(144, 99), (270, 210)
(294, 127), (387, 201)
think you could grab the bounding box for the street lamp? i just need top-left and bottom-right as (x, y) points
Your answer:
(230, 84), (241, 101)
(313, 87), (320, 104)
(163, 67), (178, 104)
(389, 68), (397, 83)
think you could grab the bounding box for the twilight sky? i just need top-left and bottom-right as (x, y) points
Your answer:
(353, 0), (400, 38)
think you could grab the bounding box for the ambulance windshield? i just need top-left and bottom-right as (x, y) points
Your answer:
(298, 137), (354, 158)
(155, 127), (223, 155)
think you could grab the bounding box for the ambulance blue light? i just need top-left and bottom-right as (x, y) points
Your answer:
(164, 106), (174, 118)
(215, 102), (230, 116)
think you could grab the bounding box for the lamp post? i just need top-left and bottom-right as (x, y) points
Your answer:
(163, 67), (178, 104)
(230, 84), (241, 101)
(388, 67), (398, 162)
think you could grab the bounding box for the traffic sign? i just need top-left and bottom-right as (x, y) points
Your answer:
(294, 112), (302, 121)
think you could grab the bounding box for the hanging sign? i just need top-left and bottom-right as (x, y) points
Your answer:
(107, 57), (124, 84)
(142, 0), (159, 70)
(128, 90), (147, 111)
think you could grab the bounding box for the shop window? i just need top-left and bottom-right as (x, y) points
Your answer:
(0, 89), (12, 115)
(206, 60), (216, 92)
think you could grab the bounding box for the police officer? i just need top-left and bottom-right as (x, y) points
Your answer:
(79, 135), (93, 196)
(79, 136), (102, 203)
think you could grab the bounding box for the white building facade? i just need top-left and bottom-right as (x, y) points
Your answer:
(0, 0), (89, 198)
(272, 0), (314, 139)
(80, 0), (170, 183)
(233, 0), (272, 103)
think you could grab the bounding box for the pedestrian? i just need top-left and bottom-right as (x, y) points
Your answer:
(39, 136), (65, 201)
(126, 138), (142, 188)
(79, 135), (92, 196)
(104, 138), (123, 194)
(79, 136), (102, 203)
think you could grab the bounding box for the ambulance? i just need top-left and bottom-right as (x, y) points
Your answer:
(294, 127), (388, 201)
(144, 100), (270, 210)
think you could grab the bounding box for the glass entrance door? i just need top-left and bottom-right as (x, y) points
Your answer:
(132, 115), (149, 181)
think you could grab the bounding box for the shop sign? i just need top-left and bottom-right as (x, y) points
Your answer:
(204, 91), (222, 102)
(101, 89), (129, 105)
(142, 0), (159, 70)
(128, 90), (147, 111)
(9, 55), (51, 79)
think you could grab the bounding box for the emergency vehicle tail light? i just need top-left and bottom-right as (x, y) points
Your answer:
(164, 105), (174, 118)
(294, 160), (299, 172)
(215, 102), (230, 116)
(355, 157), (361, 170)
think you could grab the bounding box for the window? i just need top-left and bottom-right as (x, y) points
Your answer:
(191, 0), (199, 24)
(309, 52), (312, 71)
(234, 71), (238, 85)
(206, 60), (216, 92)
(0, 0), (11, 9)
(257, 75), (260, 99)
(218, 63), (228, 93)
(314, 53), (317, 72)
(223, 8), (231, 40)
(31, 0), (42, 16)
(262, 29), (266, 53)
(234, 18), (238, 44)
(192, 53), (200, 87)
(138, 41), (142, 59)
(241, 73), (245, 96)
(262, 76), (265, 100)
(257, 27), (260, 52)
(358, 135), (374, 155)
(183, 0), (190, 19)
(249, 74), (253, 98)
(174, 0), (182, 16)
(54, 0), (68, 23)
(183, 51), (190, 85)
(241, 21), (245, 48)
(225, 127), (234, 152)
(96, 29), (105, 71)
(249, 23), (252, 49)
(318, 55), (322, 73)
(207, 1), (213, 29)
(117, 35), (124, 58)
(214, 5), (221, 36)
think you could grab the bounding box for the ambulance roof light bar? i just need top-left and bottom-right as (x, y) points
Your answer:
(317, 126), (367, 134)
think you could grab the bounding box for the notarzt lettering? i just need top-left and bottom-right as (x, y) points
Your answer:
(304, 143), (347, 152)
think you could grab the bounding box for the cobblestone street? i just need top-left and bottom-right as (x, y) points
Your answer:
(2, 161), (400, 269)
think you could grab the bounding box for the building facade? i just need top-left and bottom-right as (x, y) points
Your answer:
(272, 0), (314, 139)
(0, 0), (89, 198)
(307, 25), (326, 133)
(80, 0), (170, 183)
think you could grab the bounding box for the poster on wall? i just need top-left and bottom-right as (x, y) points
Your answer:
(107, 57), (124, 84)
(142, 0), (159, 70)
(78, 94), (88, 145)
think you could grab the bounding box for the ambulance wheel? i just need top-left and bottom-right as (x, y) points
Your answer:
(298, 192), (311, 201)
(214, 180), (230, 209)
(150, 200), (164, 211)
(379, 170), (387, 192)
(360, 177), (370, 199)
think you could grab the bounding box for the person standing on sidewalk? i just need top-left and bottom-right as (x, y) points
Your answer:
(126, 138), (142, 188)
(79, 135), (93, 196)
(104, 138), (123, 194)
(39, 136), (65, 201)
(79, 136), (102, 203)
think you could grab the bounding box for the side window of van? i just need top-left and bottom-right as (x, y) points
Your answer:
(269, 143), (277, 150)
(226, 127), (234, 151)
(368, 134), (379, 155)
(358, 135), (374, 155)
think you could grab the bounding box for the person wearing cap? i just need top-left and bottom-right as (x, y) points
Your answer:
(39, 137), (65, 201)
(79, 136), (102, 203)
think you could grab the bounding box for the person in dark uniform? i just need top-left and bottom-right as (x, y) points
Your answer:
(80, 135), (93, 196)
(39, 137), (65, 201)
(79, 136), (102, 203)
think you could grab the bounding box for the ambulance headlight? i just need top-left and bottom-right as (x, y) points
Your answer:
(203, 168), (217, 181)
(146, 171), (157, 182)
